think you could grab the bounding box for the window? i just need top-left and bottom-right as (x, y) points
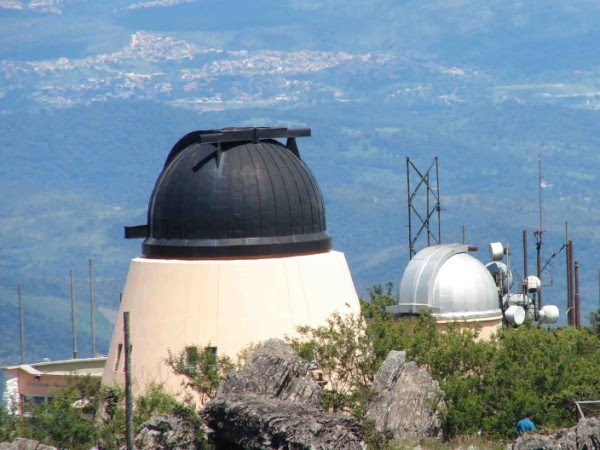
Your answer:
(184, 346), (218, 371)
(114, 343), (123, 372)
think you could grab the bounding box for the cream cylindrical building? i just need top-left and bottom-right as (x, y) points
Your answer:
(102, 127), (361, 394)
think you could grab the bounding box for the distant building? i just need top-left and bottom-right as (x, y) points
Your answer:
(387, 244), (503, 339)
(102, 127), (361, 396)
(2, 357), (106, 414)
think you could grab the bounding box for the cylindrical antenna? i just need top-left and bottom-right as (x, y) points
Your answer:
(89, 258), (96, 357)
(522, 229), (528, 279)
(18, 283), (25, 364)
(462, 225), (466, 245)
(574, 261), (580, 328)
(70, 269), (78, 359)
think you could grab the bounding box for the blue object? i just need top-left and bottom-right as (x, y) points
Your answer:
(515, 417), (536, 433)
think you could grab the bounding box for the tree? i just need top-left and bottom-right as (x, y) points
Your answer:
(288, 312), (378, 415)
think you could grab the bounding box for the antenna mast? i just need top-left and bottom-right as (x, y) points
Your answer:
(406, 156), (442, 259)
(536, 152), (543, 308)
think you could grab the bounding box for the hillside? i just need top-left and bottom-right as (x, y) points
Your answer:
(1, 0), (599, 366)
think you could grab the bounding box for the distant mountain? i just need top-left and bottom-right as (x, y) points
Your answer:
(1, 0), (599, 367)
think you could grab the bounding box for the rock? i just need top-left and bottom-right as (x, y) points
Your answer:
(132, 414), (199, 450)
(204, 395), (366, 449)
(0, 438), (57, 450)
(510, 434), (562, 450)
(203, 338), (367, 449)
(217, 338), (322, 407)
(509, 417), (600, 450)
(364, 350), (445, 439)
(574, 417), (600, 449)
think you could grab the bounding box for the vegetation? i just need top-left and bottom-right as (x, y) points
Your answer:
(0, 376), (209, 449)
(1, 288), (599, 448)
(288, 285), (600, 442)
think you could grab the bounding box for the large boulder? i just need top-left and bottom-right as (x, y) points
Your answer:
(509, 417), (600, 450)
(364, 350), (444, 439)
(202, 338), (366, 449)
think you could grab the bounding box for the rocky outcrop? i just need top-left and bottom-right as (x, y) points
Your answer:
(133, 414), (201, 450)
(364, 350), (444, 439)
(216, 339), (322, 407)
(202, 339), (366, 449)
(0, 438), (57, 450)
(509, 417), (600, 450)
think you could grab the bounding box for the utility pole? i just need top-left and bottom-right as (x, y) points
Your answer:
(18, 284), (25, 364)
(89, 258), (96, 357)
(70, 270), (78, 359)
(124, 311), (133, 450)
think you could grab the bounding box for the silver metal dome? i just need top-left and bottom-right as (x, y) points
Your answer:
(388, 244), (502, 320)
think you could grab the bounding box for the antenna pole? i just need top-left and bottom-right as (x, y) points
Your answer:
(567, 240), (575, 326)
(522, 229), (528, 279)
(426, 172), (430, 247)
(536, 153), (543, 308)
(70, 269), (78, 359)
(435, 156), (441, 244)
(462, 225), (466, 244)
(89, 258), (96, 357)
(18, 284), (25, 364)
(574, 261), (580, 328)
(406, 157), (413, 259)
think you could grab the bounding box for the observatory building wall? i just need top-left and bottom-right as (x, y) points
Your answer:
(102, 251), (360, 395)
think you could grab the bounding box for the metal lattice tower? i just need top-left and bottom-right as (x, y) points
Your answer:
(406, 157), (442, 259)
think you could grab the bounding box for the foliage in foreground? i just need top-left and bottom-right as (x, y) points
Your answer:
(0, 377), (209, 449)
(289, 284), (600, 440)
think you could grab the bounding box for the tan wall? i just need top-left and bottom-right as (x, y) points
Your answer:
(436, 316), (503, 341)
(102, 251), (361, 396)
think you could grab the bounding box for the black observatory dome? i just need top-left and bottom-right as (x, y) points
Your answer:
(125, 127), (332, 258)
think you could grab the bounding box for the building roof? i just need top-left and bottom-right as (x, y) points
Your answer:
(388, 244), (502, 320)
(3, 357), (107, 378)
(126, 127), (332, 258)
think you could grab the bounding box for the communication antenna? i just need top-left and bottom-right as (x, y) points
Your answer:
(535, 152), (544, 308)
(406, 156), (442, 259)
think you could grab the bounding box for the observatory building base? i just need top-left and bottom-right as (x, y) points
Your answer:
(101, 251), (360, 395)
